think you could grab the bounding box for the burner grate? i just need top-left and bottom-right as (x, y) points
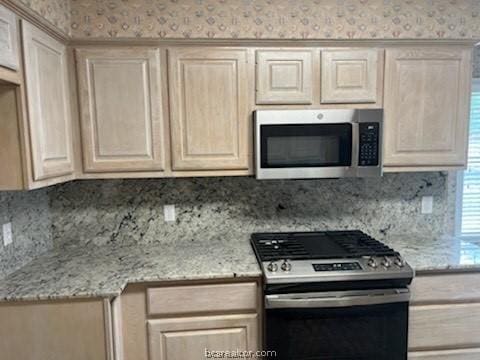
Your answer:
(255, 239), (309, 261)
(330, 231), (398, 258)
(251, 230), (398, 261)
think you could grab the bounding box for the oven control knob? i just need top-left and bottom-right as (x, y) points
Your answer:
(394, 256), (405, 267)
(367, 257), (378, 268)
(267, 262), (278, 272)
(281, 260), (292, 272)
(382, 257), (392, 268)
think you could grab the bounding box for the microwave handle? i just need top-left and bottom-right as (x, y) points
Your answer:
(265, 289), (410, 309)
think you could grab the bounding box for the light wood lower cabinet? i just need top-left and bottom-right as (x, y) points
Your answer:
(76, 48), (166, 173)
(384, 47), (471, 171)
(118, 280), (261, 360)
(0, 299), (112, 360)
(410, 303), (480, 350)
(408, 272), (480, 359)
(168, 48), (252, 173)
(148, 314), (258, 360)
(410, 348), (480, 360)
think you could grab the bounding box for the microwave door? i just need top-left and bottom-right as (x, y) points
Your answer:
(257, 123), (355, 179)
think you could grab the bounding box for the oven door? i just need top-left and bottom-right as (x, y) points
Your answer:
(264, 289), (410, 360)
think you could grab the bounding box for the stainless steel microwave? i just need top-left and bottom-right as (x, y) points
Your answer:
(254, 109), (383, 179)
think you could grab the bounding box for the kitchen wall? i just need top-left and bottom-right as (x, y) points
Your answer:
(0, 0), (477, 280)
(48, 172), (455, 247)
(8, 0), (70, 34)
(0, 190), (52, 279)
(69, 0), (480, 39)
(10, 0), (480, 40)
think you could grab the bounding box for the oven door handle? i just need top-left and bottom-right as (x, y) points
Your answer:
(265, 289), (410, 309)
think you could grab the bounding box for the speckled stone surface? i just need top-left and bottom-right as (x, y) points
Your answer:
(384, 235), (480, 273)
(48, 173), (455, 247)
(1, 232), (480, 302)
(0, 232), (261, 302)
(0, 189), (53, 279)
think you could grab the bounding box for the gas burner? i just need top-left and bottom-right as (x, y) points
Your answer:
(250, 230), (413, 285)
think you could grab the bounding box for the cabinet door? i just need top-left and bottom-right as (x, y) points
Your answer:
(321, 49), (381, 104)
(409, 348), (480, 360)
(0, 4), (18, 70)
(256, 50), (313, 104)
(148, 314), (258, 360)
(76, 48), (165, 173)
(168, 48), (250, 171)
(409, 303), (480, 350)
(384, 48), (471, 168)
(22, 22), (74, 181)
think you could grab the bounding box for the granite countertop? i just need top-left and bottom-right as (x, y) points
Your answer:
(0, 233), (261, 302)
(384, 234), (480, 273)
(1, 232), (480, 302)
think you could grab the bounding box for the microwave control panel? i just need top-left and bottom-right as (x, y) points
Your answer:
(358, 123), (379, 166)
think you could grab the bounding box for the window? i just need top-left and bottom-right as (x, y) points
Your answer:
(457, 78), (480, 237)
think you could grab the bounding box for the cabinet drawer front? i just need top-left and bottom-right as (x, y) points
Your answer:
(0, 4), (18, 70)
(411, 273), (480, 304)
(409, 303), (480, 350)
(147, 283), (257, 316)
(409, 348), (480, 360)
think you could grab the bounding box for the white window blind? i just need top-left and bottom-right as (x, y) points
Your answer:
(459, 79), (480, 236)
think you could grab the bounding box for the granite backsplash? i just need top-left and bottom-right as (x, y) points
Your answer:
(48, 172), (456, 247)
(0, 189), (52, 279)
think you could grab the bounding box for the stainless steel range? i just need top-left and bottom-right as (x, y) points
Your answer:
(251, 230), (414, 360)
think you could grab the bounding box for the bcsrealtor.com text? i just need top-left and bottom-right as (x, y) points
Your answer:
(205, 349), (277, 358)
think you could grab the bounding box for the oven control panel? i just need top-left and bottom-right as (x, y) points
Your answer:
(262, 256), (414, 285)
(358, 122), (379, 167)
(313, 262), (362, 272)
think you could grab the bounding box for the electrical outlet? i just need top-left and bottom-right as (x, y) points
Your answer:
(421, 196), (433, 214)
(164, 205), (176, 222)
(3, 223), (12, 246)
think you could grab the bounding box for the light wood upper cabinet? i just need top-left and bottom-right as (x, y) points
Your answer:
(22, 21), (74, 181)
(148, 314), (258, 360)
(321, 49), (382, 104)
(383, 47), (471, 169)
(168, 48), (251, 172)
(76, 48), (165, 173)
(256, 49), (314, 104)
(0, 4), (18, 70)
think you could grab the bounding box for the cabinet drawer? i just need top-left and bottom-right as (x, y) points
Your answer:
(409, 348), (480, 359)
(411, 273), (480, 304)
(409, 303), (480, 350)
(147, 283), (257, 316)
